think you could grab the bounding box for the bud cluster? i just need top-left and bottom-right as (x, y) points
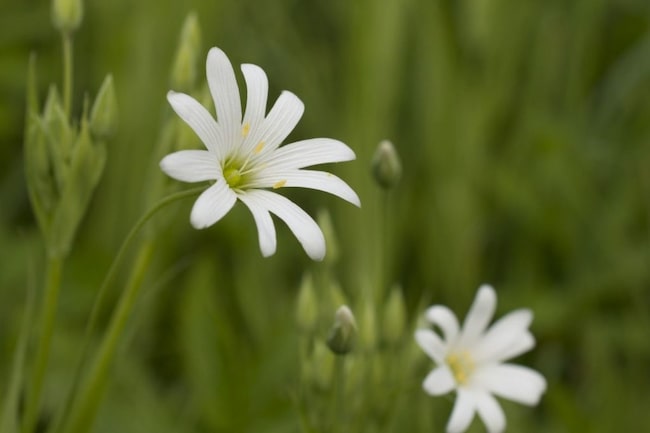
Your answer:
(24, 56), (117, 258)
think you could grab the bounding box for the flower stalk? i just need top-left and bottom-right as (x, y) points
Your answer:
(56, 186), (203, 433)
(21, 256), (63, 433)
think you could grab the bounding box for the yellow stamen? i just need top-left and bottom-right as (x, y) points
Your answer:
(242, 123), (251, 137)
(254, 141), (265, 154)
(273, 180), (287, 189)
(446, 351), (475, 385)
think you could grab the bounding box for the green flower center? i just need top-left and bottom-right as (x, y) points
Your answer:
(446, 351), (475, 385)
(224, 166), (242, 188)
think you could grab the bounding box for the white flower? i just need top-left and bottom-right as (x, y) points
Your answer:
(160, 47), (360, 260)
(415, 285), (547, 433)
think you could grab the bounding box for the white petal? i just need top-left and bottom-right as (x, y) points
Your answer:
(497, 331), (535, 361)
(238, 192), (277, 257)
(475, 391), (506, 433)
(190, 180), (237, 229)
(459, 284), (496, 347)
(167, 91), (224, 157)
(242, 190), (325, 260)
(250, 170), (360, 207)
(473, 364), (547, 406)
(423, 365), (456, 396)
(241, 63), (268, 138)
(245, 91), (304, 157)
(263, 138), (356, 170)
(159, 150), (220, 183)
(414, 329), (447, 364)
(474, 309), (533, 363)
(446, 389), (476, 433)
(425, 305), (460, 344)
(206, 47), (242, 155)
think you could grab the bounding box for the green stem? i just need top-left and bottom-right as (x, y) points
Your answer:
(378, 190), (390, 303)
(56, 186), (203, 433)
(62, 242), (153, 433)
(332, 357), (346, 433)
(62, 33), (73, 119)
(84, 186), (204, 345)
(22, 256), (63, 433)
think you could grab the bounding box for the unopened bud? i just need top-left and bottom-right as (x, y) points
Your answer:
(296, 272), (318, 332)
(24, 56), (56, 236)
(308, 341), (335, 390)
(371, 139), (401, 189)
(24, 114), (57, 235)
(326, 305), (357, 355)
(48, 117), (106, 257)
(42, 87), (73, 189)
(359, 298), (377, 351)
(52, 0), (83, 33)
(90, 74), (118, 140)
(382, 285), (407, 344)
(171, 13), (202, 91)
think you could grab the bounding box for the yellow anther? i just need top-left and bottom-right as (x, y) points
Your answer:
(242, 123), (251, 137)
(254, 141), (265, 154)
(273, 180), (287, 189)
(446, 351), (475, 385)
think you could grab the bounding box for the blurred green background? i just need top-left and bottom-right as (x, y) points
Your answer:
(2, 0), (650, 432)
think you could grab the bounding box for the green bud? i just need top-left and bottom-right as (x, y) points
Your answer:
(90, 74), (118, 140)
(42, 86), (73, 190)
(371, 139), (401, 189)
(382, 284), (407, 345)
(51, 0), (83, 33)
(171, 12), (202, 91)
(48, 117), (106, 257)
(42, 85), (62, 120)
(24, 56), (57, 236)
(308, 341), (335, 390)
(358, 297), (377, 351)
(296, 272), (318, 332)
(326, 305), (357, 355)
(317, 209), (339, 265)
(24, 115), (57, 236)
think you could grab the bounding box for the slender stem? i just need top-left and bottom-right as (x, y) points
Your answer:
(333, 357), (347, 433)
(62, 241), (153, 433)
(22, 256), (63, 433)
(62, 33), (73, 119)
(378, 190), (390, 303)
(85, 186), (204, 343)
(54, 186), (203, 433)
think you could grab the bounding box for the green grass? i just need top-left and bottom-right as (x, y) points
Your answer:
(1, 0), (649, 432)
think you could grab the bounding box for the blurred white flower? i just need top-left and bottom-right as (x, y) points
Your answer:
(161, 47), (360, 260)
(415, 285), (547, 433)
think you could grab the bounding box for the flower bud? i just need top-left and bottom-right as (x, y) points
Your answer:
(307, 341), (335, 390)
(42, 86), (73, 190)
(382, 284), (407, 345)
(371, 139), (401, 189)
(171, 12), (202, 91)
(24, 114), (57, 235)
(90, 74), (118, 140)
(326, 305), (357, 355)
(51, 0), (83, 33)
(296, 272), (318, 332)
(358, 297), (377, 351)
(48, 117), (106, 257)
